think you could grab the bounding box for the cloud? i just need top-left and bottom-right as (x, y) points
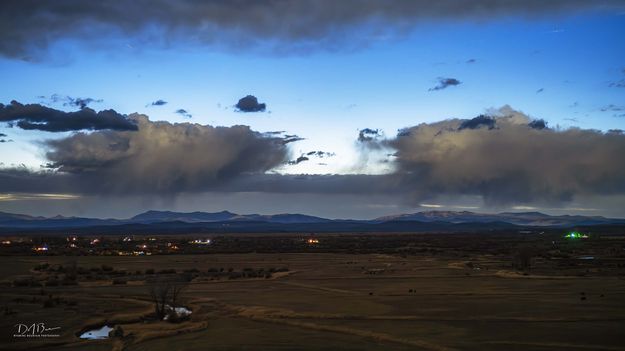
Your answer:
(66, 97), (103, 109)
(2, 1), (623, 59)
(0, 133), (6, 137)
(0, 170), (399, 203)
(428, 77), (461, 91)
(600, 104), (623, 112)
(528, 119), (547, 130)
(41, 94), (103, 109)
(288, 150), (336, 165)
(288, 156), (309, 165)
(175, 108), (192, 118)
(385, 105), (625, 205)
(536, 88), (544, 93)
(32, 114), (291, 194)
(600, 104), (625, 117)
(466, 59), (476, 64)
(609, 69), (625, 88)
(358, 128), (381, 142)
(306, 151), (336, 158)
(458, 115), (495, 130)
(0, 193), (80, 201)
(148, 99), (168, 107)
(2, 104), (624, 211)
(0, 100), (138, 132)
(282, 135), (305, 144)
(235, 95), (267, 113)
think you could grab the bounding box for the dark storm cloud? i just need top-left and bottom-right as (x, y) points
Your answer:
(458, 115), (495, 130)
(2, 0), (624, 59)
(428, 78), (461, 91)
(148, 99), (168, 107)
(527, 119), (547, 130)
(0, 169), (396, 197)
(0, 100), (138, 132)
(384, 106), (625, 205)
(235, 95), (267, 113)
(0, 133), (6, 137)
(33, 114), (290, 193)
(2, 103), (624, 209)
(175, 109), (192, 118)
(219, 173), (399, 195)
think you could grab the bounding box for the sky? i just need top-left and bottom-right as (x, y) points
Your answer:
(1, 0), (625, 219)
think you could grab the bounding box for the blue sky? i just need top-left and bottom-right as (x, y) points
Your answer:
(1, 2), (624, 218)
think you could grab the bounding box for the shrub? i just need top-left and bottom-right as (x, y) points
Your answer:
(42, 297), (54, 308)
(61, 276), (78, 285)
(110, 325), (124, 337)
(45, 278), (60, 287)
(13, 277), (39, 287)
(34, 263), (50, 271)
(513, 247), (536, 270)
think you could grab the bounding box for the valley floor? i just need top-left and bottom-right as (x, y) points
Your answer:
(1, 234), (625, 350)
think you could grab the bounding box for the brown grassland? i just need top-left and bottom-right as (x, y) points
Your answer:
(1, 232), (624, 350)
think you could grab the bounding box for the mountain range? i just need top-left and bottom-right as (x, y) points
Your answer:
(0, 210), (624, 234)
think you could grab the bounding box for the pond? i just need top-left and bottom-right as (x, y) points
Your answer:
(79, 325), (113, 339)
(163, 305), (192, 320)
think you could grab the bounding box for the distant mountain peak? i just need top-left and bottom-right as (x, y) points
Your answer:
(0, 209), (623, 231)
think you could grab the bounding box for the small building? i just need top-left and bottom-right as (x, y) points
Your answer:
(306, 238), (319, 245)
(33, 245), (49, 252)
(189, 239), (211, 245)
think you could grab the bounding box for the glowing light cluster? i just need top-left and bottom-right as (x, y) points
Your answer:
(565, 231), (589, 239)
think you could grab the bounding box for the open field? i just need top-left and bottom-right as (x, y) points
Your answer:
(1, 232), (625, 350)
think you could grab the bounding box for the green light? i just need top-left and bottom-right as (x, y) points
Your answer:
(564, 231), (588, 239)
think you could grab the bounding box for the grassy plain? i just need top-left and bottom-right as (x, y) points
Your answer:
(1, 233), (624, 350)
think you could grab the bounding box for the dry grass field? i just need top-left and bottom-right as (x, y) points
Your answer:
(1, 234), (625, 351)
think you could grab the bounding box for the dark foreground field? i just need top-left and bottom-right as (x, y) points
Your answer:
(1, 232), (624, 351)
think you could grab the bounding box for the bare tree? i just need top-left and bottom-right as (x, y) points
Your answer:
(170, 280), (188, 309)
(148, 277), (172, 319)
(147, 276), (189, 320)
